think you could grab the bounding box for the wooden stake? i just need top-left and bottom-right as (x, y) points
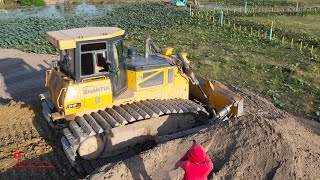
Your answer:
(282, 36), (285, 45)
(300, 41), (303, 54)
(291, 38), (294, 48)
(250, 27), (253, 35)
(311, 45), (314, 54)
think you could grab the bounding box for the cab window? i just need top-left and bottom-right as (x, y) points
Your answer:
(60, 49), (75, 75)
(111, 40), (127, 94)
(80, 42), (109, 76)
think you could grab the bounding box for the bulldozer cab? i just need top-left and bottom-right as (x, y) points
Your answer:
(47, 27), (128, 97)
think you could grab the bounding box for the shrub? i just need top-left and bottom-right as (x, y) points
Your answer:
(3, 0), (18, 4)
(20, 0), (45, 6)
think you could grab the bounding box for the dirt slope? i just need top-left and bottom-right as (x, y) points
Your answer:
(88, 89), (320, 180)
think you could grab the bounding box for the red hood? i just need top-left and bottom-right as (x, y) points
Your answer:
(188, 144), (206, 163)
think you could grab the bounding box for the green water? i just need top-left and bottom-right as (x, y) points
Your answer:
(0, 3), (119, 19)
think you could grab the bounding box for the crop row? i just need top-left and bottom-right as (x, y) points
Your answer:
(196, 6), (320, 18)
(0, 3), (193, 53)
(193, 10), (320, 59)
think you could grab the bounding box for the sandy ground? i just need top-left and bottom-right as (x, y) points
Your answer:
(0, 49), (319, 179)
(0, 49), (71, 179)
(88, 89), (320, 180)
(0, 101), (74, 179)
(0, 49), (54, 103)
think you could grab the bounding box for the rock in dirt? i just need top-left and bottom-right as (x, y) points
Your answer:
(88, 89), (320, 180)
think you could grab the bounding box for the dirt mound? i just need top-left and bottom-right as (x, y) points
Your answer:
(88, 89), (320, 180)
(0, 101), (73, 179)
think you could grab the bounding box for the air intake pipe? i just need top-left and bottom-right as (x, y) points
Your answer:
(144, 36), (161, 59)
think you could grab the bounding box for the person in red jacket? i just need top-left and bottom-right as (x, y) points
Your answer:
(178, 141), (214, 180)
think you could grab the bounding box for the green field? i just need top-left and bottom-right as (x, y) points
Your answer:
(0, 3), (319, 121)
(243, 14), (320, 38)
(201, 0), (320, 6)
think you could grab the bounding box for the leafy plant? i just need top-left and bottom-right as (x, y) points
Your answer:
(20, 0), (46, 6)
(0, 2), (319, 120)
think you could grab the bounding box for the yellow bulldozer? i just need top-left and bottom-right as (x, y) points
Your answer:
(40, 27), (243, 174)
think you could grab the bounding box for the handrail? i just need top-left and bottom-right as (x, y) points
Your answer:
(57, 88), (66, 109)
(81, 76), (107, 83)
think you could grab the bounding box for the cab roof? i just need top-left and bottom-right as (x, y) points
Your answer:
(46, 27), (126, 50)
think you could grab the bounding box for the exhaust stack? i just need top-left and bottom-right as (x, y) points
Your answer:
(145, 36), (151, 59)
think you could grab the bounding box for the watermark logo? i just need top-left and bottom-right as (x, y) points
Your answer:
(13, 152), (22, 159)
(13, 152), (55, 169)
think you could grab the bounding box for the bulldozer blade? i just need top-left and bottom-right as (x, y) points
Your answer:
(189, 77), (244, 117)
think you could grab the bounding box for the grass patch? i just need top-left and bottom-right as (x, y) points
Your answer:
(242, 14), (320, 38)
(0, 2), (319, 121)
(139, 24), (320, 120)
(200, 0), (320, 6)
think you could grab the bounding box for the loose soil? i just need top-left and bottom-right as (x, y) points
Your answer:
(0, 50), (319, 179)
(0, 101), (73, 179)
(88, 89), (320, 180)
(0, 49), (71, 179)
